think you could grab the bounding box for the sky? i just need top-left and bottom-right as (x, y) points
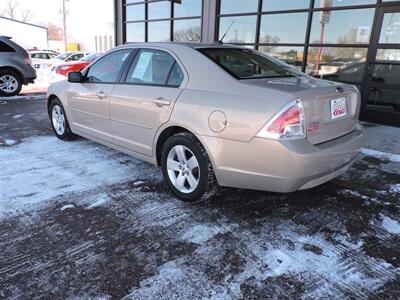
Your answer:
(0, 0), (114, 51)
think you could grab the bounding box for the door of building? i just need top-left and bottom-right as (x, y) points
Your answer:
(361, 6), (400, 126)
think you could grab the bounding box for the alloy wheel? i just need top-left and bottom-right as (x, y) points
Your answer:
(52, 105), (66, 135)
(166, 145), (200, 193)
(0, 75), (18, 94)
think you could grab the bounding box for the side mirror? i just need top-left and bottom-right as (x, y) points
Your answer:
(68, 72), (83, 83)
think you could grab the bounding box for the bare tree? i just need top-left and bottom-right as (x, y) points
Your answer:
(42, 23), (64, 40)
(20, 8), (32, 22)
(2, 0), (18, 19)
(1, 0), (33, 22)
(174, 26), (201, 42)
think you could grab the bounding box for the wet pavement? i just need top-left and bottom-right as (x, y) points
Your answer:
(0, 93), (399, 299)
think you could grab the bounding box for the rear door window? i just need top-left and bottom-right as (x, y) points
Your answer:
(0, 41), (15, 52)
(125, 49), (183, 87)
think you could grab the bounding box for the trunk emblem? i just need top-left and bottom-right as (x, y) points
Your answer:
(336, 87), (344, 94)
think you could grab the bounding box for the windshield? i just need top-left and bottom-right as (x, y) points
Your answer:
(198, 48), (303, 79)
(55, 52), (70, 60)
(80, 53), (98, 62)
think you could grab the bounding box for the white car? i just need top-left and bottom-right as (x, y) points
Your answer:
(34, 51), (90, 70)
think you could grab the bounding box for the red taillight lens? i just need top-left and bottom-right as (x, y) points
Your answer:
(257, 100), (305, 140)
(267, 105), (301, 135)
(24, 57), (31, 65)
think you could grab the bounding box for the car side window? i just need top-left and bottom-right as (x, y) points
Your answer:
(126, 49), (182, 86)
(85, 49), (131, 83)
(0, 41), (15, 52)
(167, 62), (184, 87)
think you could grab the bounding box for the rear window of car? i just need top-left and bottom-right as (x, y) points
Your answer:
(0, 41), (16, 52)
(198, 48), (303, 80)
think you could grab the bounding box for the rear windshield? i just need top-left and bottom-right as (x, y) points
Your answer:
(198, 48), (303, 80)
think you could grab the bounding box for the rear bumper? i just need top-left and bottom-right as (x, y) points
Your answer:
(23, 65), (37, 85)
(201, 123), (364, 192)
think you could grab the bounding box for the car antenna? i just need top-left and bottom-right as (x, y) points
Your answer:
(218, 20), (235, 44)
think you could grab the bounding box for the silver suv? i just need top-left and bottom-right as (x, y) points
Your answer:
(0, 36), (36, 96)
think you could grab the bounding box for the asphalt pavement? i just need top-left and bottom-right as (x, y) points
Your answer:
(0, 93), (399, 299)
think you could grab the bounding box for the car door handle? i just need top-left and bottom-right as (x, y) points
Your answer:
(152, 97), (171, 107)
(96, 91), (108, 99)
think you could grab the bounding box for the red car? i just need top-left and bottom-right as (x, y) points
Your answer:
(54, 53), (102, 76)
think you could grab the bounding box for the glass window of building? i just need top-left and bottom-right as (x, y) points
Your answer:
(148, 1), (171, 20)
(220, 0), (258, 15)
(259, 46), (305, 71)
(126, 22), (145, 42)
(148, 21), (170, 42)
(126, 4), (145, 21)
(174, 19), (202, 42)
(379, 12), (400, 44)
(260, 13), (308, 44)
(309, 8), (375, 44)
(306, 47), (368, 83)
(262, 0), (310, 11)
(219, 16), (257, 43)
(313, 0), (376, 8)
(174, 0), (202, 18)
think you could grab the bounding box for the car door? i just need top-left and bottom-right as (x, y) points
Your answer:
(68, 49), (132, 142)
(110, 48), (187, 156)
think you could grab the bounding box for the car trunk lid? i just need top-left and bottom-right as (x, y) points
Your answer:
(241, 76), (360, 144)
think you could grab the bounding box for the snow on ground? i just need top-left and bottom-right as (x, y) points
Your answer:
(361, 148), (400, 163)
(380, 214), (400, 235)
(0, 136), (159, 219)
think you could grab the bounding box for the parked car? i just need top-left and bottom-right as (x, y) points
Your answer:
(30, 50), (58, 60)
(53, 53), (102, 77)
(34, 51), (90, 70)
(47, 43), (364, 201)
(0, 36), (36, 96)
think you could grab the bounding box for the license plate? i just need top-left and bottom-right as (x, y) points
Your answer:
(330, 97), (347, 119)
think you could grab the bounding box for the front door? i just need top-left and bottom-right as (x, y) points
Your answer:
(68, 49), (132, 142)
(110, 48), (186, 157)
(361, 6), (400, 126)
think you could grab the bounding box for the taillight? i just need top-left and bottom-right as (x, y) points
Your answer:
(24, 57), (31, 65)
(256, 99), (305, 140)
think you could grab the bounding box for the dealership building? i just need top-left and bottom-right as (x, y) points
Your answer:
(114, 0), (400, 126)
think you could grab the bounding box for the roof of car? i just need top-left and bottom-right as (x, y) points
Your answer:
(122, 42), (246, 50)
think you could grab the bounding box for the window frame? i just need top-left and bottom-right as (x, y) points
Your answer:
(121, 47), (187, 88)
(123, 0), (204, 43)
(215, 0), (380, 73)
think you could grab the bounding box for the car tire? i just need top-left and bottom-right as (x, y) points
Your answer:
(161, 132), (216, 202)
(49, 98), (77, 140)
(0, 69), (22, 97)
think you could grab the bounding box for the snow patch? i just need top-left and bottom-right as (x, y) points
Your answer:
(60, 204), (75, 211)
(389, 184), (400, 194)
(361, 148), (400, 163)
(380, 214), (400, 235)
(87, 194), (111, 209)
(4, 139), (17, 146)
(181, 224), (230, 244)
(0, 136), (158, 219)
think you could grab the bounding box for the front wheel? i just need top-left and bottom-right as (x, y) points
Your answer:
(49, 98), (77, 140)
(161, 132), (216, 202)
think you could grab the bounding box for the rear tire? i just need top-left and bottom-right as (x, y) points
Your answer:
(0, 70), (22, 97)
(161, 132), (216, 202)
(49, 98), (77, 140)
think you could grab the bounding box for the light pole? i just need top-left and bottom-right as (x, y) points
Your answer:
(62, 0), (68, 51)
